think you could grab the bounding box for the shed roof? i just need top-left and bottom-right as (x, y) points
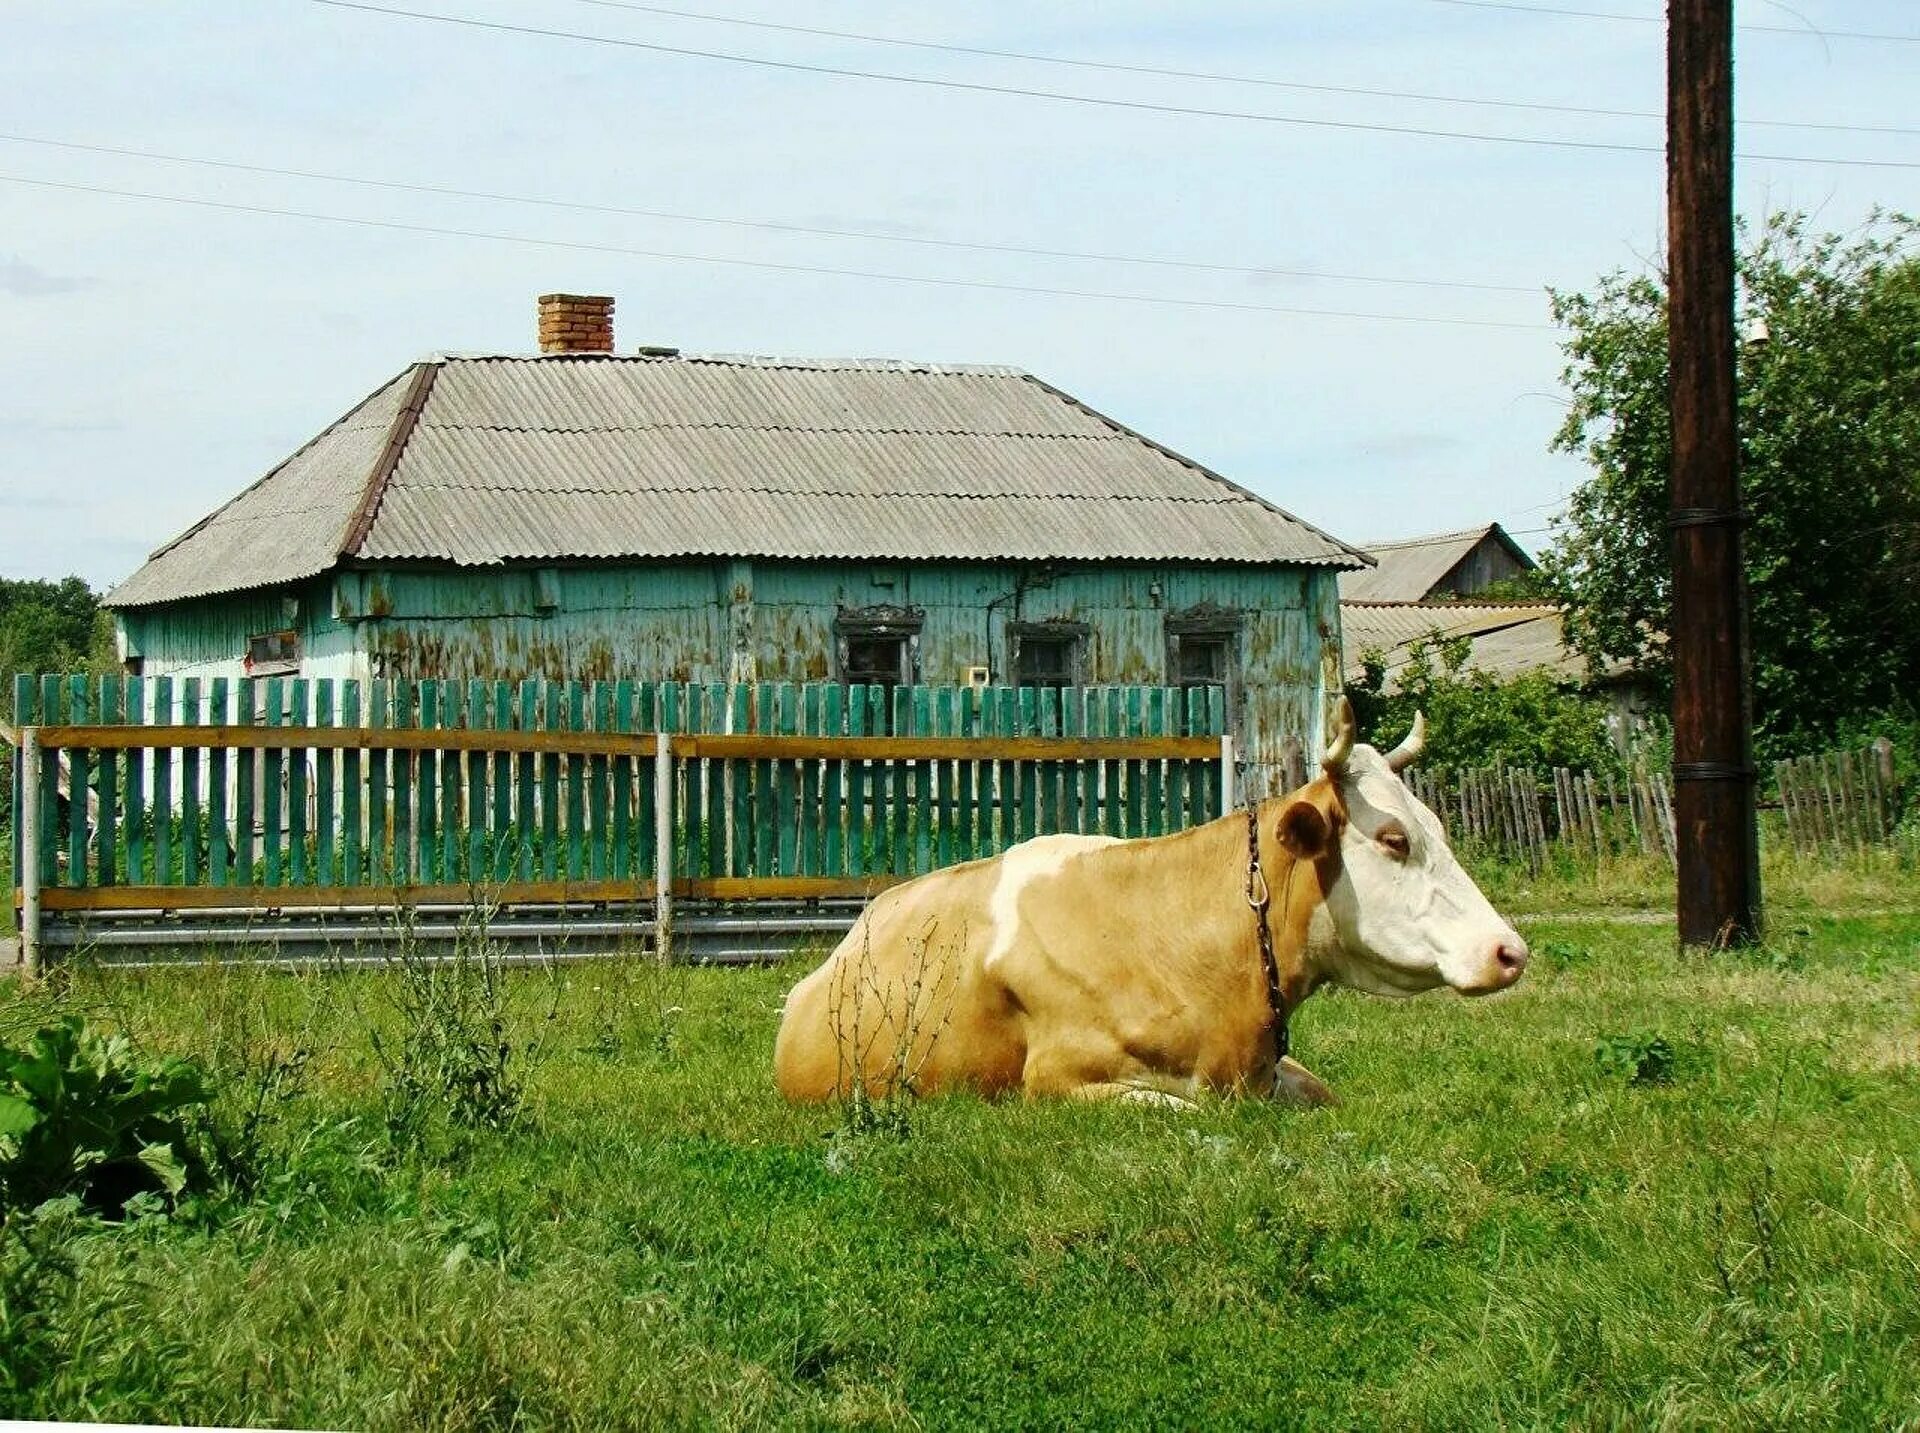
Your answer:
(1338, 523), (1533, 603)
(1340, 600), (1583, 688)
(108, 353), (1369, 608)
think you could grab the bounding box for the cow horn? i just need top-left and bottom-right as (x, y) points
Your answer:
(1322, 696), (1356, 774)
(1385, 711), (1427, 772)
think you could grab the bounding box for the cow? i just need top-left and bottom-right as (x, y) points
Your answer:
(773, 699), (1528, 1106)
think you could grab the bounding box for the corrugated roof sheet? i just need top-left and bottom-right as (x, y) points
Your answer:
(1340, 524), (1519, 602)
(1341, 600), (1584, 688)
(106, 369), (417, 608)
(110, 352), (1368, 607)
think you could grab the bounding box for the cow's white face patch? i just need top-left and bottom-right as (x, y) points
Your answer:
(1313, 747), (1528, 997)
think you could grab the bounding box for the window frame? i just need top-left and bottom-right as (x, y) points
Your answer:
(1007, 619), (1090, 690)
(1164, 608), (1244, 727)
(245, 628), (301, 677)
(833, 605), (924, 691)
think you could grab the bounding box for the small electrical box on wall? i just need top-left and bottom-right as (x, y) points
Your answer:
(963, 665), (991, 689)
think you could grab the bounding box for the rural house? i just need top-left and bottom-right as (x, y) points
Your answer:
(107, 294), (1369, 776)
(1337, 523), (1576, 692)
(1338, 522), (1537, 603)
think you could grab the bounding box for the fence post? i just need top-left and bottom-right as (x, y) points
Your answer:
(20, 728), (41, 977)
(1219, 734), (1235, 817)
(655, 730), (674, 961)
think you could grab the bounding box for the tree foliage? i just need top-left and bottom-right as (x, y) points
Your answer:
(0, 577), (112, 720)
(1543, 211), (1920, 755)
(1349, 633), (1624, 775)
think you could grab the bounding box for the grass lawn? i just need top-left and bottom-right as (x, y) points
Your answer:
(2, 900), (1919, 1428)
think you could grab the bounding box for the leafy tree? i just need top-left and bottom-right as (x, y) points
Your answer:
(1542, 211), (1920, 756)
(0, 577), (113, 721)
(1349, 633), (1623, 774)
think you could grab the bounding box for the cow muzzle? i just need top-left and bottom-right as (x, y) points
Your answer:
(1457, 932), (1530, 996)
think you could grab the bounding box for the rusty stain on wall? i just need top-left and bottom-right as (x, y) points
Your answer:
(118, 556), (1340, 766)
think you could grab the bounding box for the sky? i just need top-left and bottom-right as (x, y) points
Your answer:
(3, 0), (1916, 593)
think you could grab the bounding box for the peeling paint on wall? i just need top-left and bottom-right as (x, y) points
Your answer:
(115, 557), (1339, 768)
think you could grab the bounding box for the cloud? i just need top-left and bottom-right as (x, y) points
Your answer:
(0, 256), (95, 297)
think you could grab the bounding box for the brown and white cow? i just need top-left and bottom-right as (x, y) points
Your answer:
(773, 701), (1528, 1106)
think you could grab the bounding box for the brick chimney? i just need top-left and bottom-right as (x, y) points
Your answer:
(537, 293), (614, 354)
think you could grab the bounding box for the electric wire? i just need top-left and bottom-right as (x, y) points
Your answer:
(303, 0), (1920, 170)
(1427, 0), (1920, 44)
(565, 0), (1920, 138)
(0, 134), (1542, 296)
(0, 172), (1559, 332)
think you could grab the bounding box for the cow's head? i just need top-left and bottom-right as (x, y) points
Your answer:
(1276, 700), (1529, 997)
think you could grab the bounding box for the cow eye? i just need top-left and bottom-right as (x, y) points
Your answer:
(1377, 827), (1411, 858)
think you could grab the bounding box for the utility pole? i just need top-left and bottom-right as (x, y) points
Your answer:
(1668, 0), (1761, 946)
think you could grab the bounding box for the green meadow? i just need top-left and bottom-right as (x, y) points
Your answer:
(2, 897), (1917, 1429)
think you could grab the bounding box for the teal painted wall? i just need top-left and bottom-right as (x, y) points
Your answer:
(115, 579), (358, 684)
(115, 558), (1339, 773)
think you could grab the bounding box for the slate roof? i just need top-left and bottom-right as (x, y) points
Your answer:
(1338, 523), (1532, 603)
(108, 353), (1369, 608)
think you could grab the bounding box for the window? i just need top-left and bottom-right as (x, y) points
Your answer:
(1175, 634), (1230, 687)
(246, 629), (300, 676)
(1009, 622), (1087, 689)
(834, 606), (923, 691)
(1166, 609), (1243, 727)
(845, 634), (911, 688)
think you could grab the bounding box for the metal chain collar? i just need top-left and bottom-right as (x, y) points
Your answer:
(1244, 804), (1290, 1064)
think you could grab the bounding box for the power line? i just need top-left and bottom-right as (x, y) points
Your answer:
(1427, 0), (1920, 43)
(0, 172), (1559, 331)
(303, 0), (1920, 170)
(566, 0), (1920, 138)
(0, 133), (1542, 296)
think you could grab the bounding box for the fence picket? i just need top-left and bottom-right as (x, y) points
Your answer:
(493, 682), (517, 884)
(6, 672), (1259, 931)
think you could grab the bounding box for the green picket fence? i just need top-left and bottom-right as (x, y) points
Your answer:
(10, 675), (1226, 922)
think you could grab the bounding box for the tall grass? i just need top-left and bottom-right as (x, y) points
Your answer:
(1, 908), (1916, 1427)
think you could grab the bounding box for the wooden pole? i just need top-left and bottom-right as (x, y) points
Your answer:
(20, 728), (42, 977)
(1219, 734), (1235, 818)
(1668, 0), (1761, 946)
(654, 730), (673, 962)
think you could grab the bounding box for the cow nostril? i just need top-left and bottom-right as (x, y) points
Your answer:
(1494, 940), (1529, 976)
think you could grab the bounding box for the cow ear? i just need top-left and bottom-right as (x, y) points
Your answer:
(1276, 800), (1331, 860)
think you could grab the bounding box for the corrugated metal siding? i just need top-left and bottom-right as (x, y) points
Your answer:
(116, 579), (361, 683)
(338, 559), (1340, 766)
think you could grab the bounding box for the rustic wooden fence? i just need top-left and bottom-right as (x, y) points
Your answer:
(1404, 741), (1906, 872)
(8, 674), (1229, 968)
(1773, 740), (1900, 856)
(1401, 765), (1678, 872)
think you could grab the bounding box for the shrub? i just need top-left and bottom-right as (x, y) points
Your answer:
(365, 909), (558, 1144)
(1593, 1031), (1678, 1085)
(0, 1016), (211, 1216)
(1349, 633), (1622, 774)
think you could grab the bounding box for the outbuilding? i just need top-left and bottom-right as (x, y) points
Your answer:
(107, 294), (1368, 783)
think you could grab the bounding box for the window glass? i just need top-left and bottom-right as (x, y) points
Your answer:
(1177, 636), (1229, 685)
(845, 635), (907, 688)
(246, 630), (299, 674)
(1017, 635), (1077, 688)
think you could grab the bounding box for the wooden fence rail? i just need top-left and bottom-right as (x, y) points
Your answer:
(9, 674), (1229, 971)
